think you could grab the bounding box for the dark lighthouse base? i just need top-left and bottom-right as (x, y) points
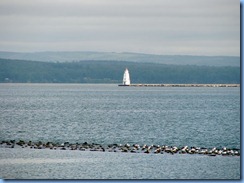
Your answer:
(118, 84), (130, 86)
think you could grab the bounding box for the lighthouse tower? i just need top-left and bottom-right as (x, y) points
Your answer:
(121, 68), (130, 86)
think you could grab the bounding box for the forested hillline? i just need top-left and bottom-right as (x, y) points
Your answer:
(0, 51), (240, 67)
(0, 58), (240, 84)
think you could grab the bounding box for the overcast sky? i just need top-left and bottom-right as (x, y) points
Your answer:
(0, 0), (240, 56)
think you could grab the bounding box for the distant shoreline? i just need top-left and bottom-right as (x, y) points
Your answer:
(120, 84), (240, 87)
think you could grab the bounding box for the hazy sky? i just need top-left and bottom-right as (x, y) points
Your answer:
(0, 0), (240, 56)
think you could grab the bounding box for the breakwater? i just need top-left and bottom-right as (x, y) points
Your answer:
(127, 84), (240, 87)
(0, 140), (240, 157)
(118, 84), (240, 87)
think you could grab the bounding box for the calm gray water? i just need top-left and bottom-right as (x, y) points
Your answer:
(0, 147), (240, 179)
(0, 83), (240, 148)
(0, 83), (241, 179)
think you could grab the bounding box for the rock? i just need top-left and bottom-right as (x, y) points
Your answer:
(133, 144), (140, 149)
(235, 151), (240, 156)
(180, 149), (186, 154)
(108, 149), (113, 152)
(141, 144), (147, 150)
(16, 140), (25, 146)
(144, 149), (150, 154)
(125, 143), (130, 148)
(37, 141), (43, 146)
(221, 151), (228, 156)
(122, 148), (128, 152)
(70, 145), (77, 150)
(79, 147), (86, 151)
(154, 148), (161, 154)
(45, 142), (53, 147)
(38, 145), (43, 149)
(165, 147), (172, 153)
(64, 142), (69, 147)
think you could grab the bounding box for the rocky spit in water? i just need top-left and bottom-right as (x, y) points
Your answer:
(0, 140), (240, 157)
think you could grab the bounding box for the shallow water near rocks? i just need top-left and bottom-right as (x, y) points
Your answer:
(0, 148), (240, 179)
(0, 84), (240, 179)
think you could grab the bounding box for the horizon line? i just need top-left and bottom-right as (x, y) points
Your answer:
(0, 50), (240, 57)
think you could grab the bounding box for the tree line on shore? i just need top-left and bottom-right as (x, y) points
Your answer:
(0, 58), (240, 84)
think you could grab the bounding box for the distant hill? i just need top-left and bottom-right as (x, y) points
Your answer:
(0, 51), (240, 67)
(0, 58), (240, 84)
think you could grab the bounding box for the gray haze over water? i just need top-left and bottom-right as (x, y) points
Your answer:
(0, 0), (240, 56)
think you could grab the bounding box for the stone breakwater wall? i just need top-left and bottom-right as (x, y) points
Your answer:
(0, 140), (240, 157)
(128, 84), (240, 87)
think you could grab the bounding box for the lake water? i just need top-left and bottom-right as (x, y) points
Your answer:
(0, 84), (241, 179)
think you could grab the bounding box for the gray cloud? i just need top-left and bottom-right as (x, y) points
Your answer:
(0, 0), (240, 56)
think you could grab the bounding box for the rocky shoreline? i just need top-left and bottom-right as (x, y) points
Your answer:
(0, 140), (240, 157)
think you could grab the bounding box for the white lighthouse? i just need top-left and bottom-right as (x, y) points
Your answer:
(119, 68), (130, 86)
